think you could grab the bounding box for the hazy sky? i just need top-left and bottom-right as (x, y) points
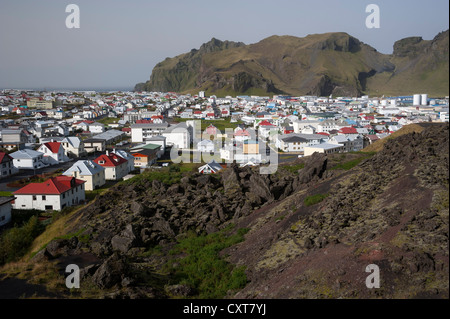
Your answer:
(0, 0), (448, 90)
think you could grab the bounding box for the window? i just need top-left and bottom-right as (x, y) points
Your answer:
(45, 205), (53, 210)
(33, 195), (37, 201)
(42, 195), (46, 200)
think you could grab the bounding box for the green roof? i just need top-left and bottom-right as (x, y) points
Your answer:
(141, 143), (161, 150)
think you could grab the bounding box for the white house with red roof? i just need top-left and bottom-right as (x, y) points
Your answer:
(94, 151), (129, 180)
(0, 151), (18, 179)
(257, 120), (278, 139)
(234, 127), (252, 143)
(37, 142), (70, 165)
(13, 176), (86, 211)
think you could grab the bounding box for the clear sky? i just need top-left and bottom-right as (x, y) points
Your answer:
(0, 0), (448, 90)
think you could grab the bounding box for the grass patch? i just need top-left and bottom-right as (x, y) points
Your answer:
(304, 193), (328, 207)
(123, 167), (185, 186)
(165, 225), (249, 299)
(282, 163), (305, 173)
(330, 157), (365, 170)
(0, 191), (13, 197)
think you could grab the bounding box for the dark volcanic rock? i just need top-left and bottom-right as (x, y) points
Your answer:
(92, 253), (129, 289)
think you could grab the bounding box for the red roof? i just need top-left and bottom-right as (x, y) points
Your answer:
(122, 127), (131, 132)
(339, 127), (358, 134)
(0, 152), (13, 163)
(317, 132), (330, 136)
(13, 176), (85, 195)
(94, 153), (128, 167)
(194, 111), (202, 114)
(235, 129), (250, 137)
(258, 120), (275, 127)
(43, 142), (62, 153)
(136, 119), (153, 124)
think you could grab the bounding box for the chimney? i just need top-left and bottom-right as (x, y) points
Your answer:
(72, 170), (78, 178)
(106, 150), (109, 156)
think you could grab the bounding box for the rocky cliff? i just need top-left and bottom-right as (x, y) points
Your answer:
(3, 123), (448, 299)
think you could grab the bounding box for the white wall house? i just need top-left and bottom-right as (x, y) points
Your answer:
(162, 122), (192, 149)
(0, 152), (18, 179)
(197, 139), (215, 153)
(94, 152), (129, 180)
(13, 176), (86, 211)
(9, 149), (48, 170)
(89, 122), (105, 134)
(113, 149), (135, 173)
(304, 143), (344, 156)
(0, 197), (15, 227)
(37, 142), (70, 165)
(61, 136), (86, 157)
(131, 123), (170, 143)
(329, 135), (364, 152)
(276, 133), (324, 153)
(62, 160), (106, 191)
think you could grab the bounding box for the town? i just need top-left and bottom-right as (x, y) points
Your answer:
(0, 88), (448, 228)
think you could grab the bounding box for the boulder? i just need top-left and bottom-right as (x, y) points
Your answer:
(92, 253), (129, 289)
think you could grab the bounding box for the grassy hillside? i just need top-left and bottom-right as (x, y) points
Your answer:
(136, 30), (449, 97)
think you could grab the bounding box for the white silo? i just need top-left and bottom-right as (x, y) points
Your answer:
(413, 94), (421, 105)
(421, 94), (428, 106)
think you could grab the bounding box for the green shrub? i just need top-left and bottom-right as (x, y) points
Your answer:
(0, 216), (44, 265)
(166, 226), (249, 298)
(304, 193), (328, 207)
(282, 163), (305, 173)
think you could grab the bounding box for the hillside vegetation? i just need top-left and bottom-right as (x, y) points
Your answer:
(0, 123), (447, 299)
(135, 30), (449, 97)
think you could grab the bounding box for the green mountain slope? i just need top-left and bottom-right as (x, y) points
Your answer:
(135, 30), (449, 97)
(367, 30), (449, 97)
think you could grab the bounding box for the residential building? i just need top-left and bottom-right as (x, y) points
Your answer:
(113, 149), (135, 173)
(13, 176), (86, 211)
(61, 136), (86, 157)
(0, 197), (15, 228)
(89, 122), (105, 133)
(162, 122), (193, 149)
(62, 160), (106, 191)
(304, 143), (344, 156)
(37, 142), (70, 165)
(329, 135), (364, 152)
(197, 139), (215, 153)
(94, 152), (129, 180)
(27, 98), (53, 109)
(257, 120), (278, 139)
(9, 149), (47, 170)
(198, 160), (224, 174)
(0, 152), (17, 179)
(131, 122), (170, 143)
(83, 139), (106, 153)
(131, 148), (159, 168)
(276, 133), (324, 153)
